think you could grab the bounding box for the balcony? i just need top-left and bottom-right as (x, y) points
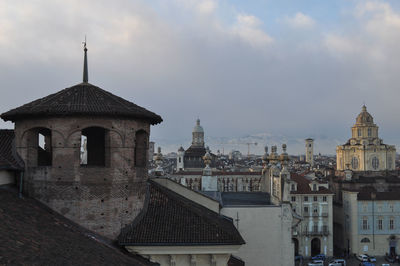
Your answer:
(303, 230), (329, 236)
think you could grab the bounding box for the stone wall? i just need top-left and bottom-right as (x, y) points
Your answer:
(14, 116), (150, 239)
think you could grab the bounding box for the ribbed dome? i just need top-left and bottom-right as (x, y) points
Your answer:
(193, 119), (204, 133)
(355, 105), (374, 125)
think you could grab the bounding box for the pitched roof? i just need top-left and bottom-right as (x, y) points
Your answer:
(357, 189), (400, 201)
(221, 192), (271, 207)
(0, 186), (155, 266)
(290, 173), (333, 195)
(0, 130), (24, 170)
(118, 180), (245, 246)
(1, 82), (162, 124)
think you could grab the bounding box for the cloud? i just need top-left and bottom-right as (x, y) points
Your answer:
(1, 1), (400, 155)
(283, 12), (315, 29)
(232, 14), (274, 47)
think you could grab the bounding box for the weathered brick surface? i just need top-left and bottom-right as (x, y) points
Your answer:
(14, 116), (150, 239)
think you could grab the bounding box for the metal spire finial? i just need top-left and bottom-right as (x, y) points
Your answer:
(83, 36), (88, 83)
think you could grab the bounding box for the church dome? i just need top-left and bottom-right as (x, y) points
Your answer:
(193, 119), (204, 133)
(355, 105), (374, 125)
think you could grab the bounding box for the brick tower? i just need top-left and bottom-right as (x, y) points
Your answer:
(1, 43), (162, 239)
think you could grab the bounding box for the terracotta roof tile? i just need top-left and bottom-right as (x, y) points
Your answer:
(0, 130), (24, 170)
(1, 83), (162, 124)
(0, 186), (155, 266)
(290, 173), (333, 195)
(119, 180), (245, 246)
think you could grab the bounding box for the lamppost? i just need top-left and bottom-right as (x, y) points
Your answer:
(372, 192), (376, 250)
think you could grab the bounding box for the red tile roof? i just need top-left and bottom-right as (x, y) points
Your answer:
(119, 180), (245, 246)
(1, 83), (162, 124)
(290, 173), (333, 195)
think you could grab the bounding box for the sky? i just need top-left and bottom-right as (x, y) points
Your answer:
(0, 0), (400, 155)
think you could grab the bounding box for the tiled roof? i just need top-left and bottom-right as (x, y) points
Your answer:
(118, 180), (245, 246)
(290, 173), (333, 195)
(0, 186), (155, 266)
(0, 130), (24, 170)
(1, 82), (162, 125)
(358, 189), (400, 201)
(221, 192), (271, 206)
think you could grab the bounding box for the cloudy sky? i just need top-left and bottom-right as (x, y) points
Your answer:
(1, 0), (400, 155)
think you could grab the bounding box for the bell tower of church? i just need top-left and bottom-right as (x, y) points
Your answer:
(192, 119), (204, 147)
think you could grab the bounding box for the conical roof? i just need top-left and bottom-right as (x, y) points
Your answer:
(1, 82), (162, 124)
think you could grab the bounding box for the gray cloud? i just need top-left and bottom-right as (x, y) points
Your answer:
(0, 0), (399, 155)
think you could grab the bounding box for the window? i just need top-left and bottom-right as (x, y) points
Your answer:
(358, 128), (361, 137)
(81, 127), (107, 166)
(291, 196), (296, 202)
(368, 128), (372, 137)
(314, 196), (318, 202)
(388, 156), (393, 169)
(304, 196), (308, 202)
(361, 237), (370, 243)
(362, 217), (369, 230)
(135, 130), (148, 167)
(313, 207), (318, 214)
(178, 157), (181, 163)
(37, 128), (52, 166)
(313, 225), (318, 232)
(362, 203), (368, 212)
(304, 206), (309, 213)
(323, 196), (327, 202)
(372, 157), (379, 170)
(291, 184), (296, 191)
(313, 184), (317, 191)
(390, 218), (395, 230)
(351, 157), (359, 170)
(378, 218), (383, 230)
(389, 204), (394, 212)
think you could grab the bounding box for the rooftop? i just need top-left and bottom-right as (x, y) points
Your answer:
(118, 180), (245, 246)
(0, 185), (154, 266)
(1, 82), (162, 124)
(0, 130), (24, 170)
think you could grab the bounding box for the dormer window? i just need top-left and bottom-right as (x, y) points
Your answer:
(291, 184), (296, 191)
(313, 184), (317, 191)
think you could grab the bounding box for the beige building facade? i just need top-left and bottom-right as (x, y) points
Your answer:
(336, 105), (396, 171)
(289, 175), (334, 257)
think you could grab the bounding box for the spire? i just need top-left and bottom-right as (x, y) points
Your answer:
(83, 37), (88, 83)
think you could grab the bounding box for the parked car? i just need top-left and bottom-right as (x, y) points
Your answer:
(359, 262), (375, 266)
(312, 254), (326, 261)
(357, 254), (369, 262)
(308, 260), (324, 266)
(366, 255), (376, 262)
(385, 254), (395, 263)
(328, 258), (346, 266)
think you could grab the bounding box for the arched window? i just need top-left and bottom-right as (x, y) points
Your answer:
(368, 128), (372, 137)
(361, 237), (370, 243)
(358, 128), (361, 137)
(25, 127), (52, 166)
(388, 156), (393, 169)
(81, 127), (108, 166)
(134, 130), (148, 167)
(351, 157), (359, 170)
(37, 128), (52, 166)
(372, 157), (379, 170)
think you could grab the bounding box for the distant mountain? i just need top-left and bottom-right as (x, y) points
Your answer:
(152, 132), (343, 156)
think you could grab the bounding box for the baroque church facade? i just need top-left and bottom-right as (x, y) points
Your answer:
(336, 105), (396, 171)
